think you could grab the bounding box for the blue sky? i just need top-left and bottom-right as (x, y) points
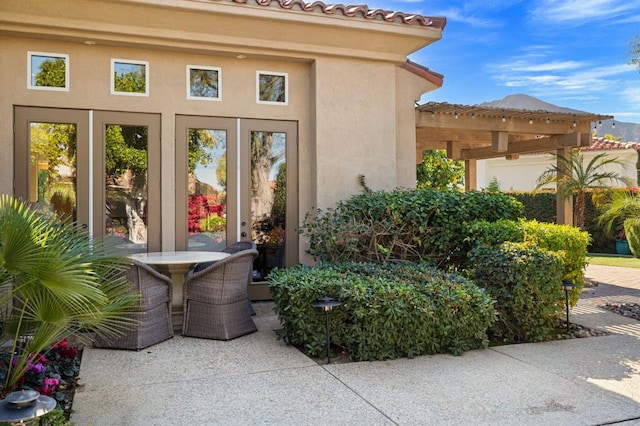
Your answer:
(365, 0), (640, 123)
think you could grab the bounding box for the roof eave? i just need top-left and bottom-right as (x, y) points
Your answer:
(402, 60), (444, 87)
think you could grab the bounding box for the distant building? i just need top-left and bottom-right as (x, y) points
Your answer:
(477, 138), (640, 191)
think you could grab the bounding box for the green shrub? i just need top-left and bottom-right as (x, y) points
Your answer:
(468, 242), (565, 344)
(268, 261), (495, 360)
(508, 191), (556, 223)
(625, 218), (640, 257)
(507, 189), (619, 253)
(469, 218), (589, 303)
(299, 188), (523, 268)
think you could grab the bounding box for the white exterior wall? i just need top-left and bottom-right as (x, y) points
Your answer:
(477, 150), (639, 191)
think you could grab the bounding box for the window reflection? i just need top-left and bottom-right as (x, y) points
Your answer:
(251, 131), (286, 280)
(28, 53), (68, 90)
(189, 129), (227, 251)
(29, 122), (77, 222)
(104, 125), (148, 253)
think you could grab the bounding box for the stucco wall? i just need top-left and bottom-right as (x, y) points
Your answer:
(313, 57), (398, 208)
(395, 68), (434, 188)
(477, 150), (639, 191)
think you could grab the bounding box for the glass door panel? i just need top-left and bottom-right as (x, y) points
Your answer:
(188, 128), (228, 251)
(175, 116), (237, 251)
(240, 119), (297, 285)
(103, 124), (149, 253)
(93, 111), (161, 253)
(14, 107), (90, 228)
(250, 131), (286, 281)
(29, 122), (78, 223)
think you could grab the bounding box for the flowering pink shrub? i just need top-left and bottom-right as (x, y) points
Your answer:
(188, 194), (224, 233)
(0, 338), (81, 403)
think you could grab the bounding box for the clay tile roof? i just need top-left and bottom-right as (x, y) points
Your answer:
(402, 60), (444, 87)
(231, 0), (447, 29)
(585, 138), (640, 152)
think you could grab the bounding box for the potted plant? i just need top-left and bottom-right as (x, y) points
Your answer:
(597, 189), (640, 257)
(615, 230), (632, 255)
(0, 195), (138, 398)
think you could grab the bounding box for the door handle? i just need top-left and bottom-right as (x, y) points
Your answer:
(241, 232), (247, 237)
(241, 221), (247, 226)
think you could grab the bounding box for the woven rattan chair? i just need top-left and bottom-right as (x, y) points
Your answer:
(192, 240), (257, 273)
(182, 249), (259, 340)
(223, 240), (257, 254)
(94, 259), (173, 350)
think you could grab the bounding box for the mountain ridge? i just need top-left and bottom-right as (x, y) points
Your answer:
(480, 94), (640, 142)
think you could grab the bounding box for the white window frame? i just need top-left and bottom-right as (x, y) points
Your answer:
(110, 59), (149, 97)
(256, 71), (288, 105)
(27, 51), (70, 92)
(186, 65), (222, 101)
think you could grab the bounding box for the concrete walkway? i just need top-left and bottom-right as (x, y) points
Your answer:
(71, 265), (640, 425)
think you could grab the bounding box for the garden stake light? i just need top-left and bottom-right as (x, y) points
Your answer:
(312, 296), (342, 364)
(0, 389), (56, 425)
(562, 279), (576, 333)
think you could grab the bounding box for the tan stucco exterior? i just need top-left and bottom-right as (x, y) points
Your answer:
(0, 0), (444, 263)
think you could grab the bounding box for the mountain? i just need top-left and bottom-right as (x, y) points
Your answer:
(479, 94), (640, 142)
(479, 94), (587, 114)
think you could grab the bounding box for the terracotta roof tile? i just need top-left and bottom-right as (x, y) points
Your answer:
(230, 0), (447, 29)
(402, 60), (444, 87)
(585, 138), (640, 152)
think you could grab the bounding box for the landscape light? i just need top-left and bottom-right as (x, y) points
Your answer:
(562, 280), (576, 333)
(312, 296), (342, 364)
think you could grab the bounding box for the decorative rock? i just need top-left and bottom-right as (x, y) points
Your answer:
(601, 303), (640, 321)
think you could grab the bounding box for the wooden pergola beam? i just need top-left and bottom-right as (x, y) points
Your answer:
(453, 133), (591, 161)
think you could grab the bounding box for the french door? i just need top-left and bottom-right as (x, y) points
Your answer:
(175, 116), (298, 283)
(14, 107), (161, 252)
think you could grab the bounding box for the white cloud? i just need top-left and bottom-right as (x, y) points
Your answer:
(489, 57), (634, 97)
(530, 0), (640, 24)
(622, 85), (640, 104)
(513, 61), (585, 72)
(420, 7), (496, 27)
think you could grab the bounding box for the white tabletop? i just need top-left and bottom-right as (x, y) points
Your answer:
(129, 251), (229, 265)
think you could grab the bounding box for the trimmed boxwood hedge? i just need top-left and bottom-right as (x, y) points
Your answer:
(268, 261), (495, 361)
(468, 242), (565, 343)
(468, 218), (589, 298)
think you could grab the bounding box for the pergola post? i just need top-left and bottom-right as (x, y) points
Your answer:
(465, 159), (477, 192)
(556, 147), (573, 226)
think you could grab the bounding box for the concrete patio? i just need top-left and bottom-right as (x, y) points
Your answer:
(71, 264), (640, 425)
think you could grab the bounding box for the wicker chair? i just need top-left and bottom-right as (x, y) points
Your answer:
(223, 240), (257, 254)
(94, 259), (173, 350)
(182, 249), (259, 340)
(192, 240), (257, 273)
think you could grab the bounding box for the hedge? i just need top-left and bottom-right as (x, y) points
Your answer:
(300, 188), (524, 269)
(268, 261), (496, 360)
(468, 218), (589, 305)
(468, 242), (565, 343)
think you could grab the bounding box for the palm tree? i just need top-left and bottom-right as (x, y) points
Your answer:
(536, 149), (631, 230)
(0, 195), (137, 396)
(598, 189), (640, 256)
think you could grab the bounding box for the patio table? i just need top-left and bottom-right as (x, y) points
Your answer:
(129, 251), (230, 332)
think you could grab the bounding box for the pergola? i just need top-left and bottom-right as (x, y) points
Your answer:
(415, 102), (613, 225)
